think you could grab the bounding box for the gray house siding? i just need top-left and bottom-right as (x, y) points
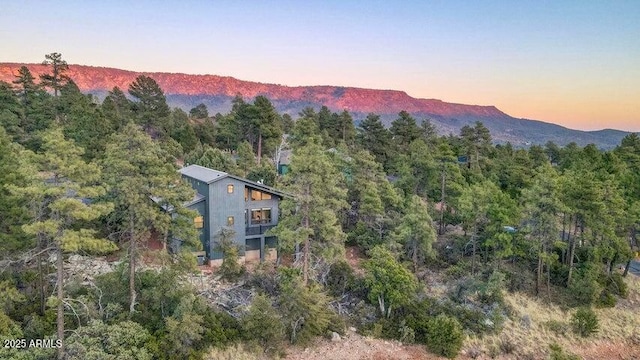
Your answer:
(208, 178), (247, 259)
(178, 164), (285, 262)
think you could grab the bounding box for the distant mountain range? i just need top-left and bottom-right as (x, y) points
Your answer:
(0, 63), (633, 149)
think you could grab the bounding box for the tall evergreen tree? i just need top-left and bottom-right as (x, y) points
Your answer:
(356, 113), (392, 167)
(521, 163), (564, 296)
(12, 66), (53, 147)
(58, 80), (110, 159)
(0, 126), (33, 254)
(460, 121), (492, 171)
(128, 75), (170, 133)
(101, 124), (198, 315)
(393, 195), (437, 271)
(101, 86), (133, 132)
(40, 52), (70, 97)
(270, 138), (348, 285)
(189, 103), (209, 119)
(252, 96), (283, 165)
(16, 127), (115, 358)
(0, 81), (23, 141)
(390, 111), (422, 152)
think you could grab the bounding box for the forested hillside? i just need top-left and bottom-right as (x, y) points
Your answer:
(1, 54), (639, 360)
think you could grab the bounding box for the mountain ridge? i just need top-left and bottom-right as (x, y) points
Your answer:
(0, 63), (633, 148)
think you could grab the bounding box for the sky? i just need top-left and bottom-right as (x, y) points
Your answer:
(1, 1), (639, 131)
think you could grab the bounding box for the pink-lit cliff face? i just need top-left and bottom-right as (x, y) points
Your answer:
(0, 63), (509, 119)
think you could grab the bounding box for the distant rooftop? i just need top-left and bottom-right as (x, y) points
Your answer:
(179, 164), (228, 183)
(279, 149), (292, 165)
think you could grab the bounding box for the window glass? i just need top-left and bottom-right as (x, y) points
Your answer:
(227, 216), (234, 226)
(250, 189), (272, 201)
(227, 184), (234, 194)
(262, 208), (272, 222)
(194, 216), (204, 229)
(250, 208), (272, 224)
(251, 209), (262, 224)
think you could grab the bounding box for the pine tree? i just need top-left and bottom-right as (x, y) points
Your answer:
(128, 75), (170, 133)
(58, 80), (111, 159)
(101, 86), (134, 132)
(270, 138), (348, 285)
(252, 96), (283, 164)
(356, 113), (392, 167)
(0, 125), (32, 254)
(101, 123), (198, 315)
(521, 164), (564, 296)
(393, 195), (436, 271)
(390, 111), (422, 152)
(40, 52), (70, 97)
(12, 66), (54, 147)
(16, 127), (116, 358)
(0, 81), (23, 141)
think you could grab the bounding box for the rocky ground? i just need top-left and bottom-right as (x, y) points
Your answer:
(64, 253), (640, 360)
(284, 328), (439, 360)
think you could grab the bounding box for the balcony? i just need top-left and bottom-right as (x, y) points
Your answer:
(245, 224), (276, 236)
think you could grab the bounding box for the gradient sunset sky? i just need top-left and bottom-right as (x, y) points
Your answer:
(1, 1), (639, 131)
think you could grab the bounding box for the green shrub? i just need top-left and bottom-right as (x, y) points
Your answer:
(425, 314), (464, 359)
(478, 271), (506, 305)
(399, 298), (435, 343)
(569, 265), (603, 306)
(278, 277), (336, 345)
(544, 320), (569, 335)
(397, 320), (416, 343)
(605, 272), (628, 298)
(442, 301), (493, 335)
(571, 307), (599, 337)
(241, 294), (285, 354)
(326, 260), (356, 296)
(597, 292), (617, 308)
(443, 262), (469, 280)
(549, 343), (581, 360)
(214, 230), (246, 282)
(595, 272), (628, 308)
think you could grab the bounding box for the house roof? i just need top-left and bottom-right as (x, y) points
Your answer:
(151, 193), (205, 212)
(279, 149), (292, 165)
(179, 164), (288, 198)
(185, 193), (206, 207)
(179, 164), (228, 183)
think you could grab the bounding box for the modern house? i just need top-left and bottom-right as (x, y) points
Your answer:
(177, 164), (285, 266)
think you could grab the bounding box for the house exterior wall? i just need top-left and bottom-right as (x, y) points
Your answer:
(208, 178), (247, 259)
(180, 171), (282, 262)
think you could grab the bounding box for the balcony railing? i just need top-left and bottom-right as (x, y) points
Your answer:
(245, 224), (276, 236)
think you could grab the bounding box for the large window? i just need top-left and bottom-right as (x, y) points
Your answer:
(250, 189), (272, 201)
(250, 208), (272, 224)
(194, 216), (204, 229)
